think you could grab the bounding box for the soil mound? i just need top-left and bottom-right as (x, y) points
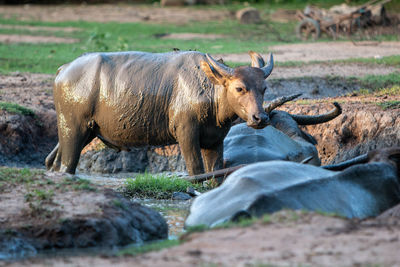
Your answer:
(0, 171), (168, 260)
(281, 100), (400, 164)
(0, 110), (57, 168)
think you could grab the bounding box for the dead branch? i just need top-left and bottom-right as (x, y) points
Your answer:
(185, 164), (247, 184)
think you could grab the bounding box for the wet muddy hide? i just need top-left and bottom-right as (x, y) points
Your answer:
(224, 122), (320, 168)
(185, 161), (400, 228)
(47, 50), (273, 175)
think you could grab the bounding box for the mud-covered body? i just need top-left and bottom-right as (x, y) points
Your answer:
(47, 51), (274, 175)
(55, 51), (226, 148)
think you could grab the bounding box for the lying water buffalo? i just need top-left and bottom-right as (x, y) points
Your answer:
(185, 147), (400, 228)
(224, 102), (342, 167)
(46, 51), (274, 175)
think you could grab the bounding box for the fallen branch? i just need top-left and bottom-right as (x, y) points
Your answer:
(187, 156), (317, 184)
(185, 164), (247, 184)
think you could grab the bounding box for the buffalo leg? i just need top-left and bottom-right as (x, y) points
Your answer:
(176, 123), (204, 175)
(45, 143), (59, 170)
(58, 124), (95, 174)
(201, 142), (223, 173)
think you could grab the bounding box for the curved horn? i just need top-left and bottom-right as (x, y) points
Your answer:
(323, 147), (400, 172)
(264, 93), (302, 113)
(290, 102), (342, 125)
(249, 51), (265, 68)
(322, 153), (368, 171)
(261, 53), (274, 78)
(205, 53), (234, 77)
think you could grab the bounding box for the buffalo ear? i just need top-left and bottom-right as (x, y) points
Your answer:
(200, 60), (225, 85)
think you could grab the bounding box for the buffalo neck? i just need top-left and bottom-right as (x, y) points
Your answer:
(213, 84), (237, 128)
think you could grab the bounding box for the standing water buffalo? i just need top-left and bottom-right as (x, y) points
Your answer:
(46, 51), (274, 175)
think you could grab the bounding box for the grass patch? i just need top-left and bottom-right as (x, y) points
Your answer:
(335, 55), (400, 67)
(118, 239), (180, 256)
(372, 85), (400, 96)
(0, 102), (35, 116)
(1, 3), (398, 75)
(0, 167), (40, 187)
(124, 172), (204, 199)
(0, 17), (296, 74)
(360, 72), (400, 91)
(376, 100), (400, 110)
(355, 85), (400, 97)
(59, 177), (97, 192)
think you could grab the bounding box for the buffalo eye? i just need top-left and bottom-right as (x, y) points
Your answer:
(236, 87), (244, 93)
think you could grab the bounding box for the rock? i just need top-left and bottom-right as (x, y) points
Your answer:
(78, 148), (148, 173)
(0, 171), (168, 260)
(146, 146), (186, 173)
(378, 203), (400, 219)
(236, 7), (261, 24)
(172, 192), (192, 200)
(78, 145), (187, 174)
(0, 233), (36, 260)
(185, 161), (400, 227)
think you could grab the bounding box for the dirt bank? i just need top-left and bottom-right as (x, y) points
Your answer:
(0, 170), (168, 261)
(8, 210), (400, 266)
(281, 98), (400, 165)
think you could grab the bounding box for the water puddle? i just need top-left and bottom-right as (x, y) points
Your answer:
(135, 198), (190, 239)
(77, 171), (191, 238)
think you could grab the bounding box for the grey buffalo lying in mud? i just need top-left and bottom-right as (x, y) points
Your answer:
(46, 50), (274, 175)
(185, 148), (400, 228)
(224, 101), (342, 167)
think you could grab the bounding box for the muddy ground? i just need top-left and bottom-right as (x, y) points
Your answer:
(1, 4), (400, 266)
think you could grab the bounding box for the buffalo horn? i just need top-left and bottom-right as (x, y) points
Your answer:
(300, 156), (314, 164)
(290, 102), (342, 125)
(264, 93), (302, 113)
(322, 153), (369, 171)
(205, 53), (234, 77)
(261, 53), (274, 78)
(249, 51), (265, 68)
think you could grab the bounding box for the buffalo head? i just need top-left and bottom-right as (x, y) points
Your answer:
(200, 51), (273, 129)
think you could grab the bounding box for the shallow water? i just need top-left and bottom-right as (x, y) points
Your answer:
(77, 171), (191, 238)
(135, 198), (191, 239)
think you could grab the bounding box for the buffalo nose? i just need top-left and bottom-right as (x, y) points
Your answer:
(251, 113), (269, 128)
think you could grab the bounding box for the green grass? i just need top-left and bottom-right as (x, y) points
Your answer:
(359, 85), (400, 96)
(0, 102), (35, 116)
(0, 167), (39, 186)
(376, 100), (400, 110)
(59, 177), (97, 192)
(124, 172), (204, 199)
(0, 17), (297, 74)
(0, 0), (399, 75)
(360, 72), (400, 91)
(335, 55), (400, 67)
(118, 239), (180, 256)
